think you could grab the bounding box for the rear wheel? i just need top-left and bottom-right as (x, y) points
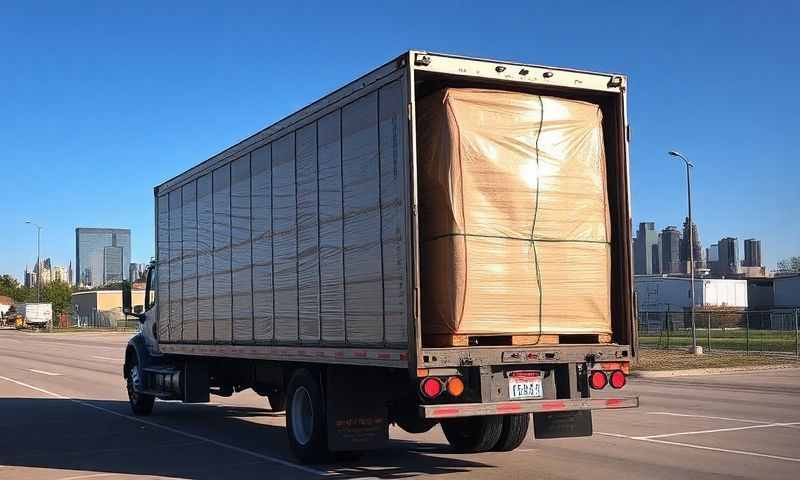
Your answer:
(441, 415), (503, 453)
(126, 362), (155, 416)
(286, 369), (329, 463)
(492, 414), (530, 451)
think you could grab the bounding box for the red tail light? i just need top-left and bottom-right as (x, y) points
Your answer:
(589, 370), (608, 390)
(609, 370), (626, 389)
(421, 377), (443, 398)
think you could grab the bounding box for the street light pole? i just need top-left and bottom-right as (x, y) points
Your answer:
(25, 221), (43, 303)
(668, 151), (701, 354)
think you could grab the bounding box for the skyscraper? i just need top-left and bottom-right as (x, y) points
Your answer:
(743, 239), (762, 267)
(680, 217), (703, 272)
(717, 237), (739, 275)
(660, 226), (682, 274)
(75, 228), (131, 288)
(129, 262), (147, 283)
(707, 243), (719, 273)
(634, 222), (660, 275)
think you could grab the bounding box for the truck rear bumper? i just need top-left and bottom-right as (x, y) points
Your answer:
(420, 396), (639, 419)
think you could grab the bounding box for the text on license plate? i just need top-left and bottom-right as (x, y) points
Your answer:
(508, 371), (543, 400)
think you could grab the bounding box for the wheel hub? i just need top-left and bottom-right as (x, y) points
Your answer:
(291, 386), (314, 445)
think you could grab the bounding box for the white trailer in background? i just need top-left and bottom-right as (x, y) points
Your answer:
(634, 275), (748, 310)
(18, 303), (53, 326)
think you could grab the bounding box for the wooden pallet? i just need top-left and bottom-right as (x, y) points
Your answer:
(423, 333), (612, 348)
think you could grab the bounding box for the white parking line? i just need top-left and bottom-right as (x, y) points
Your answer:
(639, 438), (800, 463)
(28, 369), (63, 376)
(634, 422), (800, 440)
(0, 375), (329, 477)
(648, 411), (773, 424)
(597, 427), (800, 463)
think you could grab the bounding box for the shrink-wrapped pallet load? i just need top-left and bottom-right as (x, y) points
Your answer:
(417, 88), (612, 339)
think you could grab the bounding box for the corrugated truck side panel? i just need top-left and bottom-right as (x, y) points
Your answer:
(156, 79), (409, 348)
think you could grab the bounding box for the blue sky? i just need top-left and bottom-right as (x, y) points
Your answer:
(1, 1), (798, 280)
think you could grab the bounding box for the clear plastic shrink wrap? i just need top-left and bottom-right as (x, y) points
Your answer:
(417, 88), (612, 336)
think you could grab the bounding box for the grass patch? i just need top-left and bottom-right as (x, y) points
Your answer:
(639, 329), (798, 353)
(635, 348), (800, 371)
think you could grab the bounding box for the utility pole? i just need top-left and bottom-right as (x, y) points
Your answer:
(668, 151), (701, 355)
(25, 221), (43, 303)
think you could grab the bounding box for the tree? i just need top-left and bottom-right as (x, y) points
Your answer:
(0, 274), (20, 299)
(776, 256), (800, 273)
(42, 280), (73, 317)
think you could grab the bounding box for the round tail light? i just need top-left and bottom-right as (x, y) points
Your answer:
(609, 370), (626, 389)
(589, 370), (608, 390)
(446, 376), (465, 397)
(421, 377), (443, 398)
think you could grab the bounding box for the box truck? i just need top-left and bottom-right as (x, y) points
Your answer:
(123, 51), (638, 463)
(18, 303), (52, 327)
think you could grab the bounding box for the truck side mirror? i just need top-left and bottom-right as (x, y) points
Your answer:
(122, 281), (132, 315)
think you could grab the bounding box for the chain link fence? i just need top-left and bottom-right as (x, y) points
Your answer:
(638, 307), (800, 356)
(54, 308), (139, 331)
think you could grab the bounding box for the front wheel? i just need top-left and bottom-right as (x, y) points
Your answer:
(441, 415), (503, 453)
(286, 368), (329, 463)
(126, 364), (155, 416)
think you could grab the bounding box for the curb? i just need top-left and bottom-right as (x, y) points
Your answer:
(631, 364), (800, 378)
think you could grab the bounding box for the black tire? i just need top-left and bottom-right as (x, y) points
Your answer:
(126, 363), (155, 416)
(267, 392), (287, 412)
(492, 414), (530, 451)
(441, 415), (503, 453)
(286, 368), (330, 464)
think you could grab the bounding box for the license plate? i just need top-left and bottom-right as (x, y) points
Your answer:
(508, 371), (543, 400)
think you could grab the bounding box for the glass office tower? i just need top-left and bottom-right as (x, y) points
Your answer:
(75, 228), (131, 287)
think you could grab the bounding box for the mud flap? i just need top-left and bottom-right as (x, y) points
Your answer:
(183, 359), (209, 403)
(326, 366), (389, 451)
(533, 410), (593, 438)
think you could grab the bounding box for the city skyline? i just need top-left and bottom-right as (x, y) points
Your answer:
(634, 217), (768, 277)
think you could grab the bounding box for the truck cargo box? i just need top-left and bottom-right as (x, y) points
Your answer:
(153, 51), (634, 369)
(417, 88), (611, 338)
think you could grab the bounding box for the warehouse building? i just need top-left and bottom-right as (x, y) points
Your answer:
(71, 289), (145, 327)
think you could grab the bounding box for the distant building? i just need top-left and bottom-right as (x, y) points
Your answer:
(740, 266), (767, 278)
(71, 289), (145, 327)
(75, 228), (131, 288)
(773, 274), (800, 307)
(743, 239), (762, 267)
(129, 262), (147, 283)
(747, 278), (774, 308)
(33, 258), (52, 284)
(634, 222), (660, 275)
(660, 226), (682, 274)
(706, 243), (719, 273)
(717, 237), (740, 275)
(0, 295), (12, 318)
(679, 217), (703, 272)
(52, 265), (68, 283)
(24, 267), (37, 288)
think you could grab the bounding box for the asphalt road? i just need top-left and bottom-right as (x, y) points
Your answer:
(1, 330), (799, 480)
